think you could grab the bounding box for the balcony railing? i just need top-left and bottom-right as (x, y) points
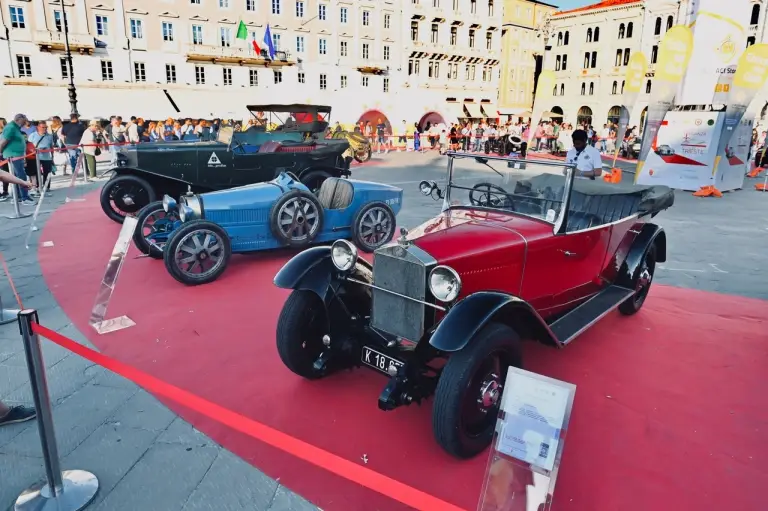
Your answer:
(184, 44), (295, 66)
(34, 30), (96, 54)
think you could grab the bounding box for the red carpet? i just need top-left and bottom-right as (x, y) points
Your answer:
(38, 192), (767, 511)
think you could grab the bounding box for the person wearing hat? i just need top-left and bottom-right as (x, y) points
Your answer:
(0, 113), (35, 204)
(565, 129), (603, 180)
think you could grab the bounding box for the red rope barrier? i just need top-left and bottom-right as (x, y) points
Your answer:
(30, 322), (466, 511)
(0, 253), (24, 309)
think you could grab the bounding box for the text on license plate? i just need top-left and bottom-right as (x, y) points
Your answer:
(361, 347), (403, 375)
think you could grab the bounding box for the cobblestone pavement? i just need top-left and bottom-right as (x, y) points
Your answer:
(0, 151), (765, 511)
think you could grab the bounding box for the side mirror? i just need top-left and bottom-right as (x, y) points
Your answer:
(475, 157), (489, 164)
(418, 180), (443, 200)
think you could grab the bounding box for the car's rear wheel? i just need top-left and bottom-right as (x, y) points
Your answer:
(269, 190), (324, 248)
(351, 202), (396, 252)
(163, 220), (231, 286)
(100, 174), (156, 224)
(276, 290), (330, 379)
(133, 201), (178, 259)
(619, 245), (656, 315)
(433, 323), (523, 459)
(354, 147), (372, 163)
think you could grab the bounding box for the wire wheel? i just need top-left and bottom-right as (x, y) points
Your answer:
(173, 229), (225, 279)
(276, 196), (321, 242)
(141, 210), (176, 251)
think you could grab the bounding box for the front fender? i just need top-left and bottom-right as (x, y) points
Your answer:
(617, 223), (666, 287)
(429, 291), (560, 352)
(274, 246), (335, 302)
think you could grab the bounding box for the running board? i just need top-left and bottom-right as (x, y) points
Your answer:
(550, 285), (635, 346)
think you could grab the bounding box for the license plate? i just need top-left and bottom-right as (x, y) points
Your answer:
(361, 346), (403, 375)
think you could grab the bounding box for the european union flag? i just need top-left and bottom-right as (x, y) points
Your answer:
(263, 24), (275, 60)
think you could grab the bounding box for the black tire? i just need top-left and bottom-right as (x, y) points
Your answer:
(269, 190), (324, 248)
(433, 323), (523, 459)
(163, 220), (231, 286)
(276, 290), (329, 379)
(133, 201), (178, 259)
(300, 170), (332, 194)
(354, 147), (372, 163)
(100, 174), (156, 224)
(351, 201), (396, 253)
(619, 245), (656, 315)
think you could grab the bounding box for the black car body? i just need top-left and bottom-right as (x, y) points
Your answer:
(100, 104), (352, 223)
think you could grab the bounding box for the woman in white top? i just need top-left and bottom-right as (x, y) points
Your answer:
(80, 119), (103, 179)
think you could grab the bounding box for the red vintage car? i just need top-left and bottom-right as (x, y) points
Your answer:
(273, 152), (674, 459)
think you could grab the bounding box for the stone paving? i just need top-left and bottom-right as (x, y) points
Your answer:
(0, 151), (765, 511)
(0, 164), (317, 511)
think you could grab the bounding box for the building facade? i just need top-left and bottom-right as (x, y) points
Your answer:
(541, 0), (768, 129)
(498, 0), (556, 116)
(0, 0), (501, 127)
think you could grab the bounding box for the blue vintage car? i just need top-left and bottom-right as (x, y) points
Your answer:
(132, 172), (402, 285)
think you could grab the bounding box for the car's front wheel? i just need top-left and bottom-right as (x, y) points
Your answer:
(351, 202), (396, 252)
(133, 201), (178, 259)
(100, 174), (156, 224)
(433, 323), (523, 459)
(276, 290), (329, 379)
(619, 245), (656, 315)
(163, 220), (231, 286)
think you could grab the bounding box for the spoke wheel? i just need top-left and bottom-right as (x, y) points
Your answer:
(352, 202), (396, 253)
(100, 174), (156, 224)
(163, 220), (231, 286)
(133, 201), (179, 259)
(269, 190), (325, 248)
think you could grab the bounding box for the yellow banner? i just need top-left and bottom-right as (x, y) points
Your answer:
(535, 70), (556, 97)
(656, 25), (694, 83)
(528, 70), (557, 144)
(624, 52), (648, 93)
(733, 43), (768, 89)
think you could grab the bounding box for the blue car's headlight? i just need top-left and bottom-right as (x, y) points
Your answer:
(162, 195), (176, 212)
(179, 205), (194, 222)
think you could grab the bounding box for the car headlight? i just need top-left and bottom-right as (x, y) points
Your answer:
(162, 195), (176, 212)
(419, 180), (435, 196)
(331, 240), (358, 271)
(179, 205), (193, 222)
(429, 265), (461, 303)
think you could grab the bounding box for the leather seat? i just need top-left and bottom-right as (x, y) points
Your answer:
(566, 212), (602, 231)
(317, 177), (354, 210)
(568, 191), (642, 226)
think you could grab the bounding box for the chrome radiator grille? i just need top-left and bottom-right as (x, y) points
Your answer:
(370, 247), (428, 341)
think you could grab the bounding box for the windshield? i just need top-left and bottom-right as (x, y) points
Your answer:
(444, 153), (575, 224)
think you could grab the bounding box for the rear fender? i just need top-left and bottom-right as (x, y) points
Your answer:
(429, 291), (560, 352)
(617, 223), (666, 287)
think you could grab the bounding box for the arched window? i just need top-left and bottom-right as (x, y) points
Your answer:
(751, 4), (760, 25)
(564, 31), (570, 45)
(651, 45), (658, 64)
(562, 55), (568, 70)
(594, 27), (600, 42)
(584, 52), (590, 69)
(615, 49), (622, 66)
(621, 80), (625, 94)
(553, 84), (558, 96)
(558, 32), (563, 46)
(589, 82), (594, 95)
(556, 55), (561, 71)
(627, 22), (633, 38)
(591, 51), (597, 68)
(618, 23), (625, 39)
(747, 36), (756, 48)
(612, 81), (618, 94)
(560, 84), (565, 95)
(587, 28), (593, 42)
(666, 16), (673, 31)
(654, 17), (662, 35)
(623, 48), (630, 66)
(581, 83), (586, 95)
(646, 80), (652, 94)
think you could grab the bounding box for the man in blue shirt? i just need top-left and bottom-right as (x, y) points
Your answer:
(0, 113), (35, 204)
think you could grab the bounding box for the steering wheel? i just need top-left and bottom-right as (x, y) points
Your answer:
(469, 183), (515, 211)
(231, 137), (245, 154)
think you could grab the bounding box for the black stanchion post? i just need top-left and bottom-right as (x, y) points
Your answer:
(15, 309), (99, 511)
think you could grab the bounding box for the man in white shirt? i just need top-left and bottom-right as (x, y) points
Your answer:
(565, 129), (603, 179)
(599, 124), (610, 153)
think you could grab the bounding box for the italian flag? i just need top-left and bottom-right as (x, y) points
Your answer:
(237, 20), (261, 54)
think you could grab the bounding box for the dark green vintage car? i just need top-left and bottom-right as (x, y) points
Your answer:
(100, 104), (355, 223)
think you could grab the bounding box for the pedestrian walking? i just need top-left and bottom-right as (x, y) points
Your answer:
(0, 113), (35, 205)
(60, 113), (86, 175)
(0, 400), (36, 426)
(80, 119), (103, 179)
(28, 119), (55, 194)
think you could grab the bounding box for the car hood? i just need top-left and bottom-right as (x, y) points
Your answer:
(405, 208), (534, 297)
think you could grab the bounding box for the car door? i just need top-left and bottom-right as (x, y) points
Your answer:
(196, 144), (235, 189)
(231, 151), (296, 187)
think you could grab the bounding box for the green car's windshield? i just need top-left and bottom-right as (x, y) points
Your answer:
(444, 153), (575, 224)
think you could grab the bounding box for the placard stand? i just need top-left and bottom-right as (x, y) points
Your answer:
(89, 216), (138, 334)
(477, 368), (576, 511)
(64, 153), (87, 203)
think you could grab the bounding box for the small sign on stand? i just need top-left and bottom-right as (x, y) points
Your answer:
(477, 368), (576, 511)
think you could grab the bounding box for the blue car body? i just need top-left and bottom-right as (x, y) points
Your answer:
(155, 172), (402, 252)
